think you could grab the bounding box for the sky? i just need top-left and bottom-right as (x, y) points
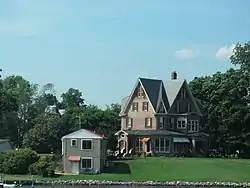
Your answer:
(0, 0), (250, 108)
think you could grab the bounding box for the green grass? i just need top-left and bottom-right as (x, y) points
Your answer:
(3, 158), (250, 182)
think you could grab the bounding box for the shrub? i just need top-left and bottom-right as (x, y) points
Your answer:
(0, 148), (39, 174)
(29, 156), (55, 177)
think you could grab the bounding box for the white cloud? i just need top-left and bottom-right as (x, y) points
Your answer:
(215, 44), (236, 60)
(174, 48), (200, 59)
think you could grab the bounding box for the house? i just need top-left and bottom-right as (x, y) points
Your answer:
(0, 139), (14, 152)
(115, 72), (209, 157)
(61, 129), (107, 174)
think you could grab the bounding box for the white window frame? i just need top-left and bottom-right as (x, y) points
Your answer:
(132, 102), (138, 111)
(145, 117), (152, 127)
(188, 120), (199, 132)
(81, 157), (93, 169)
(71, 139), (77, 147)
(159, 117), (164, 129)
(155, 138), (170, 152)
(143, 102), (148, 111)
(177, 117), (187, 129)
(81, 139), (92, 150)
(135, 137), (143, 152)
(127, 118), (132, 128)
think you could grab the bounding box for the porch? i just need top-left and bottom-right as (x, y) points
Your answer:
(115, 130), (209, 157)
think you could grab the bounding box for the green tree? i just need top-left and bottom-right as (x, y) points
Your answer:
(61, 88), (85, 109)
(22, 116), (69, 153)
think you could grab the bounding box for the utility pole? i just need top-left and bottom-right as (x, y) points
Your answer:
(77, 116), (81, 130)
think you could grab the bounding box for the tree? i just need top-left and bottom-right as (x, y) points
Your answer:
(2, 76), (38, 146)
(22, 116), (70, 153)
(61, 88), (85, 109)
(189, 68), (249, 152)
(231, 41), (250, 72)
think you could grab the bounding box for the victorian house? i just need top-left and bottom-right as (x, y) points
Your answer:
(115, 72), (209, 156)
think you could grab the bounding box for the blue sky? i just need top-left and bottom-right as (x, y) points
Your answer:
(0, 0), (250, 107)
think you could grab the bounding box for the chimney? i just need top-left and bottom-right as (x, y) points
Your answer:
(171, 71), (177, 80)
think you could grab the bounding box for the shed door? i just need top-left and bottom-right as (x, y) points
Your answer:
(71, 162), (79, 174)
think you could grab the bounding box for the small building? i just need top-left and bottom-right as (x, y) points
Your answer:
(61, 129), (107, 174)
(0, 139), (14, 152)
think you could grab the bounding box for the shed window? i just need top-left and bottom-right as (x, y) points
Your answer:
(81, 158), (92, 169)
(81, 140), (92, 150)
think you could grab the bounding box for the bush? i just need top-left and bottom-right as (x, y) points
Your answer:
(0, 148), (39, 174)
(29, 156), (55, 177)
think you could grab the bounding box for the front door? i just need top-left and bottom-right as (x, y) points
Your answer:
(71, 162), (79, 174)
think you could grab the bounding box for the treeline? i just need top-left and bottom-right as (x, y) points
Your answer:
(1, 41), (250, 157)
(0, 77), (120, 153)
(189, 41), (250, 157)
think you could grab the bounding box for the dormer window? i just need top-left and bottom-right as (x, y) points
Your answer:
(137, 87), (144, 98)
(180, 89), (186, 98)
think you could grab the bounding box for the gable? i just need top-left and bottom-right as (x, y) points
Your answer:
(167, 80), (201, 114)
(155, 82), (168, 113)
(121, 78), (162, 114)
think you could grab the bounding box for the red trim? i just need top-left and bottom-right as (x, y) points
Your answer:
(68, 156), (81, 161)
(87, 130), (108, 139)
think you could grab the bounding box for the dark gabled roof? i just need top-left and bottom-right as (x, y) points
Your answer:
(119, 76), (201, 116)
(139, 78), (162, 111)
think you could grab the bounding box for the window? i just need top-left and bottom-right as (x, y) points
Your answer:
(135, 137), (143, 151)
(71, 139), (77, 147)
(81, 140), (92, 150)
(137, 87), (144, 98)
(81, 158), (92, 169)
(132, 102), (138, 111)
(155, 138), (169, 152)
(159, 101), (164, 112)
(145, 117), (152, 127)
(176, 102), (180, 112)
(188, 120), (199, 132)
(159, 117), (164, 129)
(142, 102), (148, 111)
(177, 118), (187, 129)
(180, 89), (186, 98)
(187, 103), (191, 112)
(127, 118), (133, 128)
(170, 118), (174, 129)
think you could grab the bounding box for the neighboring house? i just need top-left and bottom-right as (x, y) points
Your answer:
(45, 105), (65, 116)
(0, 139), (14, 152)
(115, 72), (209, 157)
(61, 129), (107, 174)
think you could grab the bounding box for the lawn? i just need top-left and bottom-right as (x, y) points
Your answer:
(3, 157), (250, 182)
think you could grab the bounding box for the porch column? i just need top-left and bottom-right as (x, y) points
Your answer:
(192, 137), (196, 150)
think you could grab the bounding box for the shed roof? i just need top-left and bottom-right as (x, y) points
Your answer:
(61, 129), (107, 139)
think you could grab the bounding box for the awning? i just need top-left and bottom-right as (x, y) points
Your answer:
(68, 156), (81, 161)
(173, 137), (190, 143)
(140, 137), (150, 142)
